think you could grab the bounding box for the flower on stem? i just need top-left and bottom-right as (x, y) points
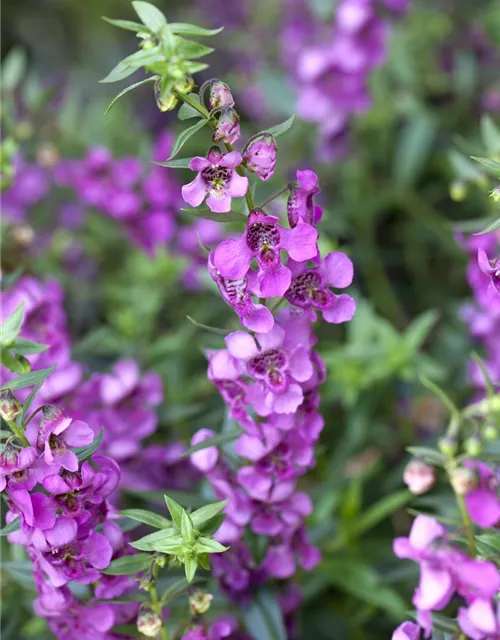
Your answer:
(207, 80), (235, 111)
(0, 389), (22, 420)
(212, 108), (241, 146)
(37, 407), (94, 472)
(214, 208), (318, 298)
(458, 598), (500, 640)
(287, 169), (321, 228)
(392, 621), (421, 640)
(463, 460), (500, 528)
(182, 147), (248, 213)
(477, 248), (500, 297)
(0, 444), (40, 492)
(403, 459), (436, 495)
(242, 134), (277, 181)
(285, 252), (356, 323)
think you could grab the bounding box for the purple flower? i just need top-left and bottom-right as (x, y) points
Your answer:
(0, 445), (39, 491)
(37, 408), (94, 472)
(182, 148), (248, 213)
(458, 599), (500, 640)
(478, 248), (500, 297)
(242, 134), (277, 181)
(225, 323), (314, 414)
(213, 209), (318, 297)
(392, 622), (421, 640)
(208, 250), (274, 332)
(287, 169), (321, 228)
(208, 81), (235, 111)
(285, 252), (356, 323)
(464, 461), (500, 528)
(212, 108), (241, 146)
(190, 428), (219, 472)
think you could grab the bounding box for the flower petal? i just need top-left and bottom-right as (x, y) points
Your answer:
(182, 173), (207, 207)
(214, 237), (253, 280)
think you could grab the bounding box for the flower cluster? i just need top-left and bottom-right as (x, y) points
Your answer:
(282, 0), (408, 158)
(393, 515), (500, 638)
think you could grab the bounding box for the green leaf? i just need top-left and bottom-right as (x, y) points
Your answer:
(351, 490), (413, 537)
(119, 509), (171, 530)
(406, 446), (447, 466)
(102, 554), (151, 575)
(481, 115), (500, 156)
(0, 365), (56, 391)
(100, 61), (141, 84)
(181, 208), (246, 223)
(168, 23), (224, 36)
(74, 428), (103, 461)
(198, 512), (225, 536)
(164, 495), (184, 529)
(184, 555), (198, 583)
(195, 536), (228, 553)
(130, 528), (180, 552)
(102, 17), (150, 32)
(2, 561), (35, 589)
(1, 351), (28, 374)
(184, 61), (209, 74)
(191, 500), (228, 528)
(320, 559), (407, 619)
(160, 577), (191, 605)
(419, 376), (460, 426)
(471, 156), (500, 175)
(180, 430), (242, 459)
(404, 310), (439, 352)
(476, 534), (500, 553)
(263, 115), (295, 139)
(181, 510), (195, 543)
(2, 47), (27, 91)
(100, 50), (163, 83)
(1, 303), (24, 346)
(9, 338), (49, 355)
(242, 590), (287, 640)
(476, 216), (500, 235)
(132, 1), (167, 32)
(394, 115), (437, 187)
(178, 94), (202, 120)
(104, 76), (158, 115)
(0, 516), (20, 536)
(154, 157), (194, 168)
(168, 119), (208, 160)
(175, 38), (214, 59)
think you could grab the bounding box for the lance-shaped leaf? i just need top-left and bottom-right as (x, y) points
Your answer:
(168, 23), (224, 37)
(102, 17), (150, 33)
(190, 501), (228, 528)
(164, 494), (185, 529)
(184, 61), (209, 74)
(263, 115), (295, 139)
(105, 76), (158, 115)
(131, 528), (181, 552)
(154, 157), (194, 168)
(160, 577), (192, 605)
(0, 365), (56, 391)
(195, 537), (228, 554)
(0, 517), (20, 536)
(184, 555), (198, 583)
(132, 1), (167, 32)
(198, 513), (225, 536)
(168, 119), (208, 160)
(9, 338), (49, 355)
(75, 428), (104, 461)
(1, 351), (29, 374)
(181, 511), (195, 543)
(175, 38), (214, 60)
(119, 509), (171, 530)
(100, 60), (143, 84)
(178, 94), (202, 120)
(471, 156), (500, 175)
(1, 303), (24, 346)
(102, 554), (151, 575)
(476, 216), (500, 235)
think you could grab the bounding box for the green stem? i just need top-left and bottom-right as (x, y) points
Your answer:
(258, 183), (291, 209)
(270, 297), (286, 314)
(455, 491), (476, 557)
(150, 563), (169, 640)
(6, 419), (30, 447)
(173, 89), (255, 212)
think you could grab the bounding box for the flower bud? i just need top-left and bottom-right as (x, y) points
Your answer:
(137, 611), (163, 638)
(208, 80), (234, 111)
(438, 435), (458, 457)
(212, 108), (240, 146)
(189, 589), (213, 615)
(139, 572), (154, 592)
(449, 180), (467, 202)
(0, 390), (22, 421)
(175, 76), (195, 95)
(464, 435), (482, 457)
(450, 467), (477, 495)
(242, 134), (277, 182)
(403, 459), (436, 495)
(155, 77), (178, 112)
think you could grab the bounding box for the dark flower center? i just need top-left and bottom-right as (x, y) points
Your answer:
(247, 349), (287, 378)
(286, 271), (322, 307)
(246, 222), (280, 252)
(201, 165), (231, 186)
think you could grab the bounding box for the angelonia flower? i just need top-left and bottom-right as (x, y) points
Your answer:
(242, 134), (277, 182)
(207, 80), (235, 110)
(403, 459), (436, 495)
(212, 108), (241, 146)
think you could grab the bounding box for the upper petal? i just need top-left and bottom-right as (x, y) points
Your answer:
(225, 331), (259, 360)
(321, 252), (354, 288)
(214, 237), (253, 280)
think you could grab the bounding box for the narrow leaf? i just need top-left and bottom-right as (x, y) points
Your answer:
(102, 17), (150, 33)
(475, 216), (500, 236)
(154, 157), (194, 168)
(130, 529), (180, 552)
(0, 517), (20, 536)
(119, 509), (171, 530)
(102, 554), (151, 575)
(164, 495), (184, 529)
(243, 590), (287, 640)
(184, 61), (209, 74)
(471, 156), (500, 174)
(0, 365), (56, 391)
(9, 338), (49, 355)
(198, 512), (225, 536)
(104, 76), (158, 115)
(160, 577), (191, 605)
(184, 555), (198, 583)
(181, 511), (195, 543)
(351, 490), (413, 537)
(168, 23), (224, 36)
(1, 303), (24, 346)
(406, 446), (447, 466)
(178, 94), (202, 120)
(100, 61), (141, 84)
(74, 428), (103, 461)
(191, 500), (228, 528)
(168, 119), (208, 160)
(195, 536), (228, 553)
(175, 38), (214, 59)
(20, 381), (44, 422)
(262, 115), (296, 140)
(132, 1), (166, 32)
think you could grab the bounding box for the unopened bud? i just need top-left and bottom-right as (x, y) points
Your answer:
(242, 134), (277, 182)
(0, 390), (22, 421)
(450, 180), (467, 202)
(137, 611), (163, 638)
(189, 589), (213, 615)
(155, 78), (178, 112)
(154, 553), (167, 568)
(464, 435), (482, 457)
(403, 459), (436, 495)
(175, 77), (195, 95)
(212, 108), (240, 146)
(484, 424), (498, 441)
(438, 435), (458, 457)
(139, 572), (154, 592)
(450, 467), (477, 495)
(208, 80), (234, 111)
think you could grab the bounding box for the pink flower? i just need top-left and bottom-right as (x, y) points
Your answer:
(190, 428), (219, 472)
(458, 599), (500, 640)
(464, 461), (500, 528)
(477, 248), (500, 297)
(242, 134), (277, 181)
(392, 622), (421, 640)
(287, 169), (321, 228)
(36, 409), (94, 473)
(181, 148), (248, 213)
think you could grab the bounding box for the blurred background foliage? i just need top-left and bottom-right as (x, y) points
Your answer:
(1, 0), (500, 638)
